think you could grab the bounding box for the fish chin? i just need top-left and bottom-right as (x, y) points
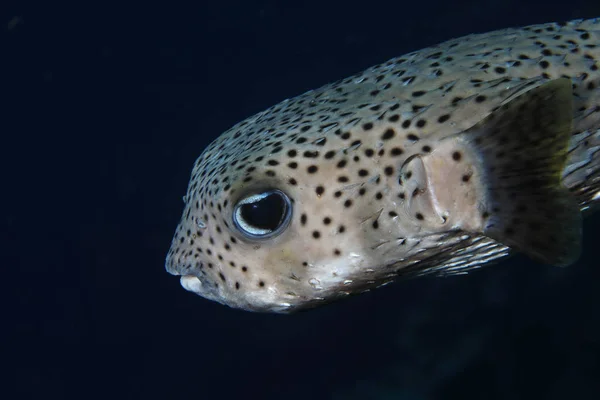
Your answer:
(180, 275), (218, 302)
(180, 274), (301, 313)
(177, 260), (376, 313)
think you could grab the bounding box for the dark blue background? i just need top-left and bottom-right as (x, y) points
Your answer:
(4, 1), (600, 399)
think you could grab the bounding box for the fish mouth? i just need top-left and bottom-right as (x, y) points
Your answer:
(164, 249), (181, 276)
(180, 274), (204, 294)
(179, 273), (224, 304)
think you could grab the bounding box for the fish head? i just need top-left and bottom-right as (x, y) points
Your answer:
(165, 135), (384, 312)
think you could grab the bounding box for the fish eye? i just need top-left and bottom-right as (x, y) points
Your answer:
(232, 190), (292, 239)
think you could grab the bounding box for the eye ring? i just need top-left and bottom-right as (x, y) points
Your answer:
(232, 189), (293, 240)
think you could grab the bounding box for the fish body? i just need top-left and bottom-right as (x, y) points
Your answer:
(166, 18), (600, 313)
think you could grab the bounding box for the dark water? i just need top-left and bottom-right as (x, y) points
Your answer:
(4, 1), (600, 399)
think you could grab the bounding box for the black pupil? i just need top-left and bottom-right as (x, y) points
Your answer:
(240, 193), (286, 231)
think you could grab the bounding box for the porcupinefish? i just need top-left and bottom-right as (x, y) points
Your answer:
(166, 18), (600, 313)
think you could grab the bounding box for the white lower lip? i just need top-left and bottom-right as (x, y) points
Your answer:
(180, 275), (203, 294)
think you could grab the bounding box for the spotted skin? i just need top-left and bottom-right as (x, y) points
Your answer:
(166, 18), (600, 313)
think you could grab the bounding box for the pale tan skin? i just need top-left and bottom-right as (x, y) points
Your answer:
(166, 18), (600, 313)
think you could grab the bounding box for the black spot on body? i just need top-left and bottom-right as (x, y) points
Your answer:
(391, 147), (403, 156)
(438, 114), (450, 123)
(382, 129), (395, 140)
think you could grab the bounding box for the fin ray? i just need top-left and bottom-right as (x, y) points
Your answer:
(466, 78), (582, 266)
